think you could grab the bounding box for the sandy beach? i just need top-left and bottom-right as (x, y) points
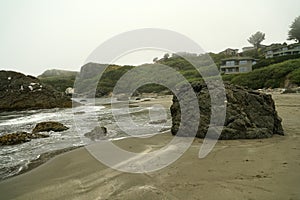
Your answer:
(0, 94), (300, 200)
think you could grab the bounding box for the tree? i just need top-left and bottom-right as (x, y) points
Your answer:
(288, 16), (300, 43)
(248, 31), (265, 48)
(163, 53), (170, 60)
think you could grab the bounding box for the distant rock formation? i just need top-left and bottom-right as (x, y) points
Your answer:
(38, 69), (78, 78)
(0, 71), (75, 112)
(32, 121), (69, 133)
(171, 82), (284, 139)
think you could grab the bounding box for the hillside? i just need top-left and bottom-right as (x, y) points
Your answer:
(38, 55), (300, 97)
(38, 69), (78, 78)
(224, 58), (300, 89)
(38, 69), (78, 93)
(74, 54), (216, 97)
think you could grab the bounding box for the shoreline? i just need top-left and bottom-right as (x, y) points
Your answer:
(0, 94), (299, 199)
(1, 146), (82, 181)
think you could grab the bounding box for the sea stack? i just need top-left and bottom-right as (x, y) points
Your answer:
(171, 82), (284, 139)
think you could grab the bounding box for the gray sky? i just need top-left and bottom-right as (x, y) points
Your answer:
(0, 0), (299, 76)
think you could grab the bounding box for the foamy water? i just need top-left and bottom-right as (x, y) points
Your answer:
(0, 98), (171, 180)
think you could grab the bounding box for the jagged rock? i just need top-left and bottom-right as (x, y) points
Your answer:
(84, 126), (107, 141)
(171, 82), (284, 139)
(0, 71), (76, 112)
(32, 121), (69, 133)
(0, 132), (49, 146)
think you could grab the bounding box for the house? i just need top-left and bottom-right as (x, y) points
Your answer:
(265, 43), (300, 58)
(220, 48), (239, 56)
(220, 57), (257, 74)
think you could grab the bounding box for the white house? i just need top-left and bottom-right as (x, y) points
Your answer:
(220, 57), (257, 74)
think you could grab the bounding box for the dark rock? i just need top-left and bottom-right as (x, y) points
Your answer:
(32, 121), (69, 133)
(149, 119), (167, 124)
(170, 82), (284, 139)
(0, 70), (76, 112)
(73, 111), (85, 115)
(84, 126), (107, 141)
(0, 132), (49, 146)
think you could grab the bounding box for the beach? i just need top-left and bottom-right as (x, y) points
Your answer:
(0, 94), (300, 200)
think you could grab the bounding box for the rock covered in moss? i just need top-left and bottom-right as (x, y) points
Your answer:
(0, 70), (75, 112)
(32, 121), (69, 133)
(0, 132), (49, 146)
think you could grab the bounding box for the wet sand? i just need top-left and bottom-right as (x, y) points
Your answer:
(0, 94), (300, 200)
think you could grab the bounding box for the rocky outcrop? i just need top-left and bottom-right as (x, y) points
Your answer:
(0, 121), (68, 146)
(0, 71), (75, 112)
(0, 132), (49, 146)
(32, 122), (69, 133)
(171, 82), (284, 139)
(84, 126), (107, 141)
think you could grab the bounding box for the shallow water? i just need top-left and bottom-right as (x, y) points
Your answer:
(0, 98), (171, 180)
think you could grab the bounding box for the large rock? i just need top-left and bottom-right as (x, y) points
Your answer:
(32, 121), (69, 133)
(0, 132), (49, 146)
(0, 71), (75, 112)
(171, 82), (284, 139)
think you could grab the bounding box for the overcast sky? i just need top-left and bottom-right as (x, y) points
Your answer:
(0, 0), (299, 76)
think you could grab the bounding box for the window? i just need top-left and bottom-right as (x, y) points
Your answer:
(239, 67), (249, 72)
(226, 61), (235, 66)
(239, 60), (247, 65)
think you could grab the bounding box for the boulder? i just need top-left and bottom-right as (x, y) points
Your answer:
(84, 126), (107, 141)
(32, 121), (69, 133)
(0, 70), (76, 112)
(0, 132), (49, 146)
(171, 82), (284, 139)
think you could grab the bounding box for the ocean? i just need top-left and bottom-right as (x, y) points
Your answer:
(0, 98), (171, 180)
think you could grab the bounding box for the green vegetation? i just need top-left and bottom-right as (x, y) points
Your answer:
(248, 31), (265, 49)
(289, 68), (300, 85)
(38, 51), (300, 96)
(253, 54), (300, 70)
(39, 69), (78, 93)
(228, 58), (300, 89)
(96, 65), (134, 96)
(288, 15), (300, 43)
(40, 75), (76, 93)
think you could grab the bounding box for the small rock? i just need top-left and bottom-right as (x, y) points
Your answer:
(84, 126), (107, 141)
(149, 119), (167, 124)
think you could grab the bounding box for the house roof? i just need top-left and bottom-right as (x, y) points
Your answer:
(221, 56), (257, 61)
